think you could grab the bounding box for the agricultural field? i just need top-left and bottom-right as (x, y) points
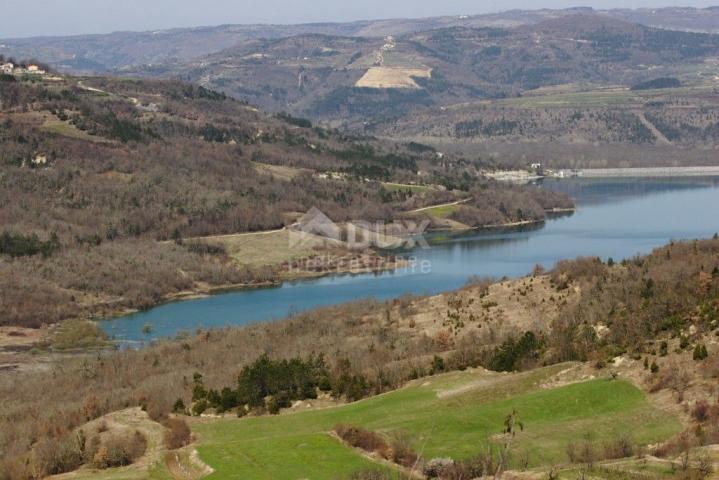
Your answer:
(190, 364), (681, 479)
(355, 67), (432, 89)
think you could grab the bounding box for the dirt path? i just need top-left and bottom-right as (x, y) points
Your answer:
(165, 449), (214, 480)
(189, 227), (288, 241)
(77, 81), (140, 106)
(407, 197), (472, 214)
(638, 112), (672, 145)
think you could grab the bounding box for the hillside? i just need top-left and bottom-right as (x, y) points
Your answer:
(3, 7), (719, 72)
(376, 81), (719, 169)
(137, 16), (718, 117)
(0, 69), (571, 329)
(2, 237), (718, 479)
(5, 11), (719, 167)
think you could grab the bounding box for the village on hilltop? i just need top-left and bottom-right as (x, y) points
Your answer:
(1, 60), (48, 76)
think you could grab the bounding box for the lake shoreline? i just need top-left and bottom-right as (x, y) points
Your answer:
(572, 166), (719, 178)
(101, 175), (719, 346)
(96, 214), (567, 329)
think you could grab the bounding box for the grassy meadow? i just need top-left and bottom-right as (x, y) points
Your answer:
(191, 365), (681, 479)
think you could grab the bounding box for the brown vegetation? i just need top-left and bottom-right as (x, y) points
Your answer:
(334, 425), (419, 470)
(163, 418), (192, 450)
(0, 73), (572, 329)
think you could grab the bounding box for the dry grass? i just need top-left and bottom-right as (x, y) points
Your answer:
(252, 162), (311, 181)
(191, 229), (337, 268)
(41, 117), (106, 143)
(355, 67), (432, 89)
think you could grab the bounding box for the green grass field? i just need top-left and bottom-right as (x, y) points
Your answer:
(416, 204), (461, 218)
(192, 365), (681, 479)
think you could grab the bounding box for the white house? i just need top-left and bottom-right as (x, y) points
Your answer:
(0, 63), (13, 75)
(27, 64), (46, 75)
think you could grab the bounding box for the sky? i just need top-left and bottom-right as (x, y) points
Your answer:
(2, 0), (719, 39)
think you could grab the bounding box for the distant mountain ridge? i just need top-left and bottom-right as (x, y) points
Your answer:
(2, 6), (719, 72)
(114, 14), (719, 127)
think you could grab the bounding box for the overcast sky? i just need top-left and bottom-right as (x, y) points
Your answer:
(2, 0), (719, 39)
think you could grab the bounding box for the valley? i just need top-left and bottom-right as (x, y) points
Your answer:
(2, 5), (719, 480)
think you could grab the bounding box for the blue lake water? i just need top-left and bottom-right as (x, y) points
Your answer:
(101, 177), (719, 345)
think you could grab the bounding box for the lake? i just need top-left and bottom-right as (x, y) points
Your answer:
(101, 177), (719, 345)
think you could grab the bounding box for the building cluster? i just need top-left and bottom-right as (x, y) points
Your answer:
(0, 62), (47, 76)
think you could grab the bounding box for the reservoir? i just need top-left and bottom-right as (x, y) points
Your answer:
(101, 177), (719, 345)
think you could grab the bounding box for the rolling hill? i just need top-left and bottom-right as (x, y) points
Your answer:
(133, 15), (719, 129)
(3, 7), (719, 73)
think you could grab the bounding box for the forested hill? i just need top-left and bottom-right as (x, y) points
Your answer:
(0, 71), (571, 328)
(122, 14), (719, 132)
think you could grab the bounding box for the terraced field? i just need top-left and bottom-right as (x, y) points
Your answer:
(191, 365), (682, 479)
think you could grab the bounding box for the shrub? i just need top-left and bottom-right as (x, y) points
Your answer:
(693, 344), (709, 361)
(191, 399), (208, 416)
(172, 398), (186, 414)
(487, 331), (544, 372)
(692, 401), (711, 423)
(423, 458), (455, 478)
(164, 418), (191, 450)
(388, 432), (419, 469)
(335, 424), (389, 458)
(602, 436), (635, 459)
(52, 320), (108, 350)
(0, 231), (60, 258)
(30, 435), (84, 476)
(186, 242), (226, 256)
(93, 431), (146, 469)
(431, 355), (446, 374)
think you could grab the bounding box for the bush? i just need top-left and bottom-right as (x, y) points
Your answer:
(30, 435), (84, 476)
(602, 436), (635, 459)
(487, 331), (544, 372)
(164, 418), (191, 450)
(693, 344), (709, 361)
(52, 320), (108, 350)
(93, 431), (146, 469)
(335, 424), (389, 457)
(191, 399), (208, 416)
(186, 242), (226, 256)
(0, 231), (60, 257)
(693, 401), (709, 422)
(423, 458), (455, 478)
(388, 432), (419, 469)
(567, 437), (596, 466)
(172, 398), (186, 414)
